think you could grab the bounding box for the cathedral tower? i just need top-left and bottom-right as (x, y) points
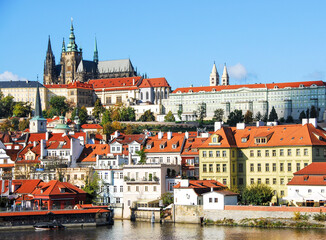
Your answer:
(43, 36), (56, 84)
(210, 62), (219, 86)
(221, 64), (229, 86)
(58, 19), (83, 84)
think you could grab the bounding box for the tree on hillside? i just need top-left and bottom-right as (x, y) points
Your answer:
(177, 108), (183, 122)
(13, 102), (32, 117)
(244, 110), (253, 124)
(136, 147), (146, 164)
(240, 183), (273, 205)
(213, 108), (224, 122)
(139, 110), (155, 122)
(120, 106), (136, 121)
(195, 102), (207, 125)
(164, 111), (175, 122)
(92, 99), (105, 119)
(227, 109), (244, 126)
(101, 108), (113, 125)
(71, 106), (89, 125)
(268, 106), (278, 121)
(286, 115), (294, 123)
(0, 95), (15, 118)
(18, 119), (29, 131)
(45, 96), (71, 117)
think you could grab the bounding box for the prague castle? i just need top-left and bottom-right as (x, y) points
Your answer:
(43, 20), (137, 85)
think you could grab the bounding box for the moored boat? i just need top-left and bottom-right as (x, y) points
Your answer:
(33, 221), (65, 230)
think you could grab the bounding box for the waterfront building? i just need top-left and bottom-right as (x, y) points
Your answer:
(163, 80), (326, 121)
(286, 162), (326, 207)
(198, 120), (326, 200)
(173, 179), (237, 210)
(44, 20), (137, 85)
(122, 164), (180, 218)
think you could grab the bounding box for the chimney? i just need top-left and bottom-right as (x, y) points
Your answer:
(267, 121), (278, 126)
(133, 78), (135, 85)
(46, 131), (49, 140)
(309, 118), (317, 128)
(185, 131), (189, 139)
(158, 131), (163, 139)
(214, 122), (223, 131)
(33, 141), (37, 147)
(302, 118), (308, 126)
(236, 123), (245, 130)
(180, 179), (189, 187)
(167, 131), (172, 140)
(256, 121), (265, 127)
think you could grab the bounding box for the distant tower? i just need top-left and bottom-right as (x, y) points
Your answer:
(210, 62), (219, 86)
(221, 64), (229, 86)
(43, 36), (56, 85)
(58, 18), (83, 84)
(93, 37), (98, 64)
(29, 84), (47, 133)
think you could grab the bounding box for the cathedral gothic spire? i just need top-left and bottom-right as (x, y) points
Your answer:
(67, 18), (78, 52)
(43, 36), (56, 84)
(93, 37), (98, 63)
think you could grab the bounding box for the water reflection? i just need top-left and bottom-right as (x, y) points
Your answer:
(1, 221), (326, 240)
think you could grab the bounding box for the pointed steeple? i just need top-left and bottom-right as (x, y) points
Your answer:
(47, 35), (53, 53)
(93, 37), (98, 63)
(44, 36), (56, 84)
(221, 63), (229, 86)
(62, 38), (66, 52)
(210, 62), (219, 86)
(34, 83), (43, 118)
(67, 18), (78, 52)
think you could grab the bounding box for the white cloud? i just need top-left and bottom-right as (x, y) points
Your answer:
(228, 63), (248, 80)
(0, 71), (28, 81)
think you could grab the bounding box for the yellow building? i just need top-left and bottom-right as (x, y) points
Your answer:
(199, 122), (326, 199)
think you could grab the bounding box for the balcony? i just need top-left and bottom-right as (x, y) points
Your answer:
(1, 172), (12, 179)
(124, 176), (160, 184)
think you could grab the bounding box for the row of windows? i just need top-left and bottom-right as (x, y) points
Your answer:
(248, 177), (291, 185)
(113, 186), (123, 193)
(247, 162), (308, 173)
(202, 150), (227, 158)
(203, 163), (227, 173)
(127, 185), (157, 192)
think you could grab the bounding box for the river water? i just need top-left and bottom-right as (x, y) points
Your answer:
(1, 220), (326, 240)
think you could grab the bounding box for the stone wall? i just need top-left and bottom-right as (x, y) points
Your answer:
(174, 205), (326, 223)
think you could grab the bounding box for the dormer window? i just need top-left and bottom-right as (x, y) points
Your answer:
(241, 138), (247, 143)
(212, 137), (217, 143)
(274, 85), (278, 89)
(146, 144), (151, 149)
(255, 137), (266, 144)
(160, 144), (165, 149)
(172, 144), (177, 149)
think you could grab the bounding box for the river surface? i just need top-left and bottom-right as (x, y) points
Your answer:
(1, 220), (326, 240)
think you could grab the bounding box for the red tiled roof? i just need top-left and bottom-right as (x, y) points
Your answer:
(174, 180), (226, 189)
(89, 76), (142, 89)
(139, 78), (170, 88)
(173, 81), (325, 94)
(182, 137), (208, 156)
(0, 164), (14, 168)
(288, 175), (326, 186)
(67, 81), (93, 90)
(144, 133), (185, 153)
(81, 124), (103, 129)
(13, 179), (43, 194)
(32, 180), (86, 196)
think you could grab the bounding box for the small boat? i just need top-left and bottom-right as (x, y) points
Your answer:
(34, 221), (65, 230)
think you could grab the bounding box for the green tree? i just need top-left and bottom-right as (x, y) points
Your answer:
(299, 110), (306, 121)
(255, 111), (262, 121)
(177, 108), (183, 121)
(213, 108), (224, 122)
(227, 109), (244, 126)
(120, 106), (136, 121)
(310, 105), (318, 118)
(139, 110), (155, 122)
(306, 108), (310, 119)
(244, 110), (253, 124)
(1, 95), (15, 118)
(102, 108), (112, 125)
(136, 147), (146, 164)
(48, 96), (70, 116)
(103, 122), (114, 134)
(286, 115), (294, 123)
(82, 172), (101, 204)
(13, 102), (32, 117)
(240, 183), (273, 205)
(268, 106), (278, 121)
(160, 192), (174, 206)
(164, 111), (175, 122)
(18, 119), (30, 131)
(195, 102), (206, 125)
(11, 117), (19, 131)
(71, 106), (89, 125)
(92, 99), (105, 119)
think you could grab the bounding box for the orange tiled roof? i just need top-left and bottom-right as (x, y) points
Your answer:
(173, 80), (325, 93)
(199, 123), (326, 149)
(293, 162), (326, 175)
(174, 180), (227, 195)
(144, 133), (185, 153)
(32, 180), (86, 196)
(77, 144), (109, 162)
(13, 179), (43, 194)
(67, 81), (93, 90)
(182, 137), (208, 156)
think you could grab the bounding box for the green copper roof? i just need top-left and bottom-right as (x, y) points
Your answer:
(62, 38), (66, 52)
(67, 19), (78, 52)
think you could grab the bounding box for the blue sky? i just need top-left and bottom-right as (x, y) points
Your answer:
(0, 0), (325, 89)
